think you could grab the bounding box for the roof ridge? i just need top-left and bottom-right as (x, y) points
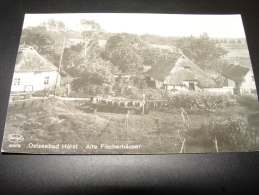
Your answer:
(232, 64), (250, 69)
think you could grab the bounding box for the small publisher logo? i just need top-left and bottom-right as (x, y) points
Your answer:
(8, 134), (24, 143)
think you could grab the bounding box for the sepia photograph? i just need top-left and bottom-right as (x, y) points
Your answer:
(1, 13), (259, 154)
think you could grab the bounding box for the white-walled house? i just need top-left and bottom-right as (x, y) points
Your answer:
(146, 53), (220, 92)
(11, 46), (61, 92)
(222, 64), (257, 94)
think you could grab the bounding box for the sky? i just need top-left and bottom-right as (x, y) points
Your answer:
(23, 13), (246, 38)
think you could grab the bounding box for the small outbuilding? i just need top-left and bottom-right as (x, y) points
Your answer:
(222, 64), (257, 94)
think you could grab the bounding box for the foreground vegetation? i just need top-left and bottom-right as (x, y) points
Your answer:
(3, 92), (259, 154)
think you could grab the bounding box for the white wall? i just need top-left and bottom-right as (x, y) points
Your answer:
(155, 79), (163, 89)
(166, 85), (188, 91)
(182, 81), (198, 90)
(227, 79), (236, 87)
(241, 69), (257, 93)
(11, 71), (60, 92)
(224, 70), (257, 94)
(204, 87), (234, 94)
(164, 82), (199, 92)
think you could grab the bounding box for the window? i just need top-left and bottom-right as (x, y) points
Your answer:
(13, 78), (20, 85)
(251, 76), (255, 81)
(44, 76), (49, 84)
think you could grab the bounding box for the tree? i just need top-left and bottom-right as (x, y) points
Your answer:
(69, 20), (116, 93)
(102, 33), (147, 73)
(176, 33), (228, 73)
(204, 116), (255, 151)
(142, 48), (168, 67)
(41, 18), (66, 32)
(62, 43), (85, 76)
(140, 34), (178, 45)
(21, 26), (56, 57)
(72, 58), (114, 92)
(60, 20), (104, 77)
(237, 39), (242, 44)
(206, 59), (230, 80)
(20, 22), (70, 67)
(80, 19), (102, 61)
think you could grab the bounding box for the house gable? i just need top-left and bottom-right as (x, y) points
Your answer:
(240, 69), (257, 92)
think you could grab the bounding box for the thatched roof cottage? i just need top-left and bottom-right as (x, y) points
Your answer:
(11, 46), (61, 92)
(146, 53), (219, 92)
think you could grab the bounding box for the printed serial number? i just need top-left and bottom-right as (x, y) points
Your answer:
(9, 144), (21, 148)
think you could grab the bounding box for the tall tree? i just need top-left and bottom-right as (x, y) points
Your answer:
(68, 20), (115, 92)
(41, 18), (66, 32)
(176, 33), (228, 73)
(61, 20), (103, 76)
(21, 21), (71, 67)
(80, 19), (102, 61)
(142, 47), (170, 67)
(62, 43), (85, 76)
(72, 58), (114, 92)
(20, 26), (60, 65)
(21, 26), (54, 54)
(102, 33), (146, 73)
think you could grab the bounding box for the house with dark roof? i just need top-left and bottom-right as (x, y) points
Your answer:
(222, 63), (256, 94)
(11, 46), (61, 92)
(146, 53), (219, 92)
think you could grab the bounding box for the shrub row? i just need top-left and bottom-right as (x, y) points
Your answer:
(236, 94), (259, 110)
(167, 91), (235, 110)
(204, 116), (256, 151)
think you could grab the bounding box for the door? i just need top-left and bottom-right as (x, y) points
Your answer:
(24, 85), (33, 92)
(189, 83), (195, 91)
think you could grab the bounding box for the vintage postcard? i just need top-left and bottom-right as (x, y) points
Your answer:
(1, 13), (259, 154)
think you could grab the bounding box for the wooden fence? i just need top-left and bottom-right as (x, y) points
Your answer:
(7, 94), (168, 113)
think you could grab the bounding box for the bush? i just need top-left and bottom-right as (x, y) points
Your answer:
(20, 119), (44, 130)
(32, 90), (61, 97)
(204, 116), (256, 151)
(20, 116), (61, 131)
(236, 94), (259, 110)
(68, 92), (89, 98)
(168, 91), (234, 110)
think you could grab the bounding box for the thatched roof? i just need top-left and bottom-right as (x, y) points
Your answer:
(147, 53), (219, 88)
(222, 64), (250, 82)
(14, 46), (58, 72)
(147, 53), (182, 81)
